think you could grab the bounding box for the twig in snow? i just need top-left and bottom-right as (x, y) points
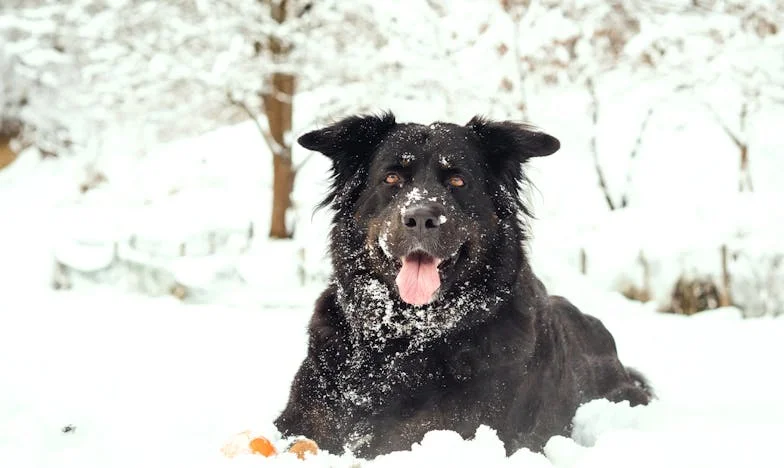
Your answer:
(226, 91), (282, 156)
(587, 78), (617, 211)
(620, 106), (654, 208)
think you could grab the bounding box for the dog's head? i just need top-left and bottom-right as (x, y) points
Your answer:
(300, 112), (559, 307)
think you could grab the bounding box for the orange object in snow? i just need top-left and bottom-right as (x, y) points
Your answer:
(288, 438), (319, 459)
(221, 431), (277, 458)
(249, 436), (278, 457)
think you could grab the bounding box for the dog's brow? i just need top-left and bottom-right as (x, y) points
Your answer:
(382, 162), (408, 174)
(400, 152), (416, 166)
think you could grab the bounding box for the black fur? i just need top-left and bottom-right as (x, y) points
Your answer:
(275, 112), (652, 458)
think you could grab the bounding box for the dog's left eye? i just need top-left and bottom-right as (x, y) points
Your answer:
(448, 175), (465, 187)
(385, 173), (402, 185)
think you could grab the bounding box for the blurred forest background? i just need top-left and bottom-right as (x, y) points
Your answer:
(1, 0), (783, 316)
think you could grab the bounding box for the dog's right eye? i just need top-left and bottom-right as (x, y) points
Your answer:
(384, 173), (402, 185)
(448, 175), (465, 188)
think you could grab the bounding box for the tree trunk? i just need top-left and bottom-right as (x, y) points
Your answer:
(720, 244), (732, 307)
(263, 72), (296, 239)
(270, 140), (295, 238)
(739, 143), (753, 192)
(262, 0), (296, 239)
(737, 100), (753, 192)
(0, 135), (17, 171)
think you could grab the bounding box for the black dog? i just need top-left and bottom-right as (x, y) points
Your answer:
(275, 112), (652, 458)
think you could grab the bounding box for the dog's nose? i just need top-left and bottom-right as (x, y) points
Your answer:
(402, 204), (445, 233)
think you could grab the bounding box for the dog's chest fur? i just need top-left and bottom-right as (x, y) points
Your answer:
(308, 283), (539, 455)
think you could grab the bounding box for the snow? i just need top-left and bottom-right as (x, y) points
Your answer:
(2, 2), (784, 466)
(53, 240), (115, 273)
(1, 266), (782, 467)
(404, 187), (425, 204)
(400, 152), (416, 164)
(338, 271), (500, 348)
(2, 126), (784, 468)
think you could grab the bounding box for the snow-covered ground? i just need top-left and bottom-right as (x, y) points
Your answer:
(1, 272), (782, 468)
(1, 114), (783, 467)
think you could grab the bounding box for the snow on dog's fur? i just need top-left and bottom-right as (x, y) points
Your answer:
(275, 112), (652, 458)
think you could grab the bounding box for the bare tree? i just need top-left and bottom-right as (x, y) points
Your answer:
(511, 0), (783, 207)
(636, 0), (784, 193)
(228, 0), (538, 237)
(704, 97), (753, 192)
(698, 66), (781, 194)
(513, 0), (649, 210)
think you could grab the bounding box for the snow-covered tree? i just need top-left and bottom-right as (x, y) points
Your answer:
(1, 1), (247, 154)
(1, 48), (25, 168)
(156, 0), (529, 238)
(2, 0), (528, 237)
(7, 0), (778, 233)
(648, 0), (784, 193)
(504, 0), (784, 207)
(0, 4), (80, 157)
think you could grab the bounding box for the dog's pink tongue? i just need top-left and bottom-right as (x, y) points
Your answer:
(395, 255), (441, 306)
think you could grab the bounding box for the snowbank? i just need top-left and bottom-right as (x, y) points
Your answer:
(0, 282), (782, 468)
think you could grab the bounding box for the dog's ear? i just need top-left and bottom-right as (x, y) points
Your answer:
(467, 116), (560, 217)
(467, 115), (559, 163)
(299, 111), (396, 160)
(299, 112), (397, 210)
